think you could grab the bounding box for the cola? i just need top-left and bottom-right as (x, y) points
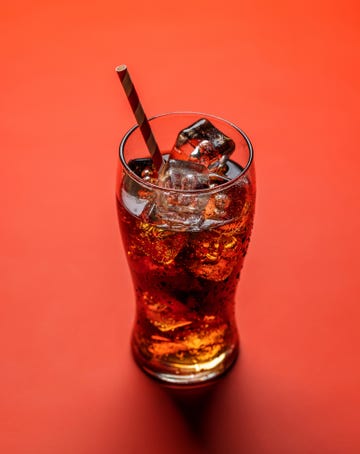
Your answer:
(116, 113), (255, 384)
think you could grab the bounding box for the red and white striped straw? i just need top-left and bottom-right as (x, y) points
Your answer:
(115, 64), (163, 171)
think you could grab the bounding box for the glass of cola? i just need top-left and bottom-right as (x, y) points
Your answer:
(116, 112), (256, 386)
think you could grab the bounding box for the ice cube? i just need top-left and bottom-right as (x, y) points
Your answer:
(158, 159), (210, 190)
(183, 230), (241, 281)
(146, 159), (210, 229)
(201, 177), (251, 229)
(140, 291), (194, 333)
(128, 220), (187, 265)
(170, 118), (235, 171)
(204, 193), (231, 221)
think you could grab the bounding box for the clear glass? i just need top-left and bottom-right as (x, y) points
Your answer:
(116, 112), (256, 386)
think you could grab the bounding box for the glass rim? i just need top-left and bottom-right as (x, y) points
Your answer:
(119, 111), (254, 194)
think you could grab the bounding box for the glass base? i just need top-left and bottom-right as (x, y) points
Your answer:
(131, 341), (239, 386)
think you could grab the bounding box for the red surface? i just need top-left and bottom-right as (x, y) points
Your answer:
(1, 1), (360, 453)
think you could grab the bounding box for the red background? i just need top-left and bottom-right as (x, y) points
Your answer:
(1, 1), (360, 453)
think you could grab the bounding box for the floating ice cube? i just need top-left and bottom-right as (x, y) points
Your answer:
(183, 230), (241, 281)
(158, 159), (210, 190)
(170, 118), (235, 171)
(204, 193), (231, 220)
(146, 159), (210, 229)
(129, 220), (187, 265)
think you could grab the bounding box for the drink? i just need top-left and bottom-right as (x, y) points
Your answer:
(116, 113), (255, 385)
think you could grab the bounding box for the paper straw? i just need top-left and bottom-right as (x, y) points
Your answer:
(116, 64), (163, 171)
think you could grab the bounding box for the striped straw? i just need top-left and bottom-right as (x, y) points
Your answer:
(116, 64), (163, 171)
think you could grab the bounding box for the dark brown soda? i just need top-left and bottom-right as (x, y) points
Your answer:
(116, 158), (255, 381)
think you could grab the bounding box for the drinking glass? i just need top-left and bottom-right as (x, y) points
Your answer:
(116, 112), (255, 385)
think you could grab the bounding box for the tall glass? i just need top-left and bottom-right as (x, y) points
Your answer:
(116, 112), (255, 385)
